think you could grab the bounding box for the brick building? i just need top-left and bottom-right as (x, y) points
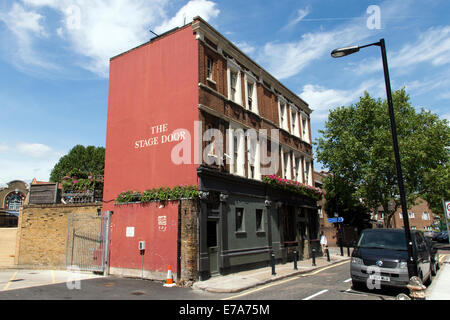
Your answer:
(0, 180), (28, 227)
(371, 198), (439, 231)
(103, 16), (321, 281)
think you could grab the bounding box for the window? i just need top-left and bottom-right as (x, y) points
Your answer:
(227, 62), (242, 105)
(256, 209), (264, 232)
(230, 71), (237, 101)
(408, 212), (415, 219)
(245, 75), (258, 114)
(399, 212), (403, 219)
(290, 110), (299, 136)
(304, 160), (311, 185)
(293, 156), (301, 182)
(278, 100), (288, 131)
(236, 207), (245, 232)
(6, 192), (24, 211)
(301, 115), (309, 142)
(230, 126), (245, 176)
(282, 150), (291, 180)
(247, 133), (260, 180)
(207, 57), (213, 80)
(422, 212), (430, 220)
(247, 82), (253, 110)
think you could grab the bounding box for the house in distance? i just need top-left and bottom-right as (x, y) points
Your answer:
(102, 16), (322, 282)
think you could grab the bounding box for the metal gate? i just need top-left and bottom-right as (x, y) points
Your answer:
(65, 211), (111, 274)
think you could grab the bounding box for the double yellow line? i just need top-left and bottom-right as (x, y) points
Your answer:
(222, 260), (350, 300)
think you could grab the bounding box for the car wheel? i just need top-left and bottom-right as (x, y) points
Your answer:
(352, 280), (366, 291)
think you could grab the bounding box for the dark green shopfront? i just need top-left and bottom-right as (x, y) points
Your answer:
(197, 166), (321, 280)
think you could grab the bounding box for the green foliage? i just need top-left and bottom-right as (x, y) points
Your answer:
(116, 186), (200, 204)
(262, 175), (323, 201)
(322, 175), (371, 232)
(50, 145), (105, 182)
(315, 88), (450, 227)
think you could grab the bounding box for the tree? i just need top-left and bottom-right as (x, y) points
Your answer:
(322, 174), (371, 232)
(49, 145), (105, 182)
(315, 88), (450, 228)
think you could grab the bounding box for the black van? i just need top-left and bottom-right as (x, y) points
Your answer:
(350, 228), (432, 289)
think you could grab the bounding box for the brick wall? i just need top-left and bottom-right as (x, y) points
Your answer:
(15, 203), (101, 268)
(179, 199), (199, 284)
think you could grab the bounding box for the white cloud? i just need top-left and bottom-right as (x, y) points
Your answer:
(17, 142), (54, 158)
(0, 142), (64, 184)
(3, 0), (220, 77)
(299, 80), (380, 120)
(0, 2), (57, 70)
(356, 25), (450, 75)
(154, 0), (219, 34)
(234, 41), (255, 55)
(282, 7), (310, 30)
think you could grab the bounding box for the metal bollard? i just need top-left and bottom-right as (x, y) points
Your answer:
(326, 246), (330, 262)
(312, 248), (316, 266)
(271, 252), (276, 275)
(347, 246), (351, 257)
(293, 250), (298, 270)
(340, 241), (344, 256)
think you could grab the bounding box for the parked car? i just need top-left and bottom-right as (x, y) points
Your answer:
(424, 236), (440, 276)
(437, 231), (449, 243)
(432, 231), (443, 241)
(351, 228), (432, 290)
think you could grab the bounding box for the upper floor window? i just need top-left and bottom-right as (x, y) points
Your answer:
(207, 57), (214, 81)
(244, 74), (258, 114)
(282, 150), (292, 180)
(229, 125), (245, 177)
(408, 212), (415, 219)
(247, 132), (261, 180)
(293, 155), (302, 182)
(227, 61), (242, 105)
(291, 110), (298, 136)
(304, 159), (311, 186)
(422, 212), (430, 220)
(279, 100), (288, 131)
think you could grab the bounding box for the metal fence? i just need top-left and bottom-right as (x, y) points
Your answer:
(65, 212), (110, 274)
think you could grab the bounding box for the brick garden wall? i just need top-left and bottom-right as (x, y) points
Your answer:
(179, 199), (199, 284)
(15, 203), (101, 268)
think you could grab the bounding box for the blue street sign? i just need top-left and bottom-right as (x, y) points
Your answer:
(328, 217), (344, 223)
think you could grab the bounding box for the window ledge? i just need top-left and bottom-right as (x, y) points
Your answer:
(256, 231), (266, 237)
(235, 231), (247, 237)
(207, 78), (216, 85)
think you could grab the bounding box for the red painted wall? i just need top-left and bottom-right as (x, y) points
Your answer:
(109, 202), (178, 272)
(103, 26), (199, 273)
(103, 25), (199, 210)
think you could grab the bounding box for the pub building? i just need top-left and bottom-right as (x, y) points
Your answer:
(102, 16), (322, 282)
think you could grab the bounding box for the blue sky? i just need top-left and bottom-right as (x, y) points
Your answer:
(0, 0), (449, 185)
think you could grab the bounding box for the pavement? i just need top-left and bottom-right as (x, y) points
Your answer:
(425, 253), (450, 300)
(193, 247), (351, 293)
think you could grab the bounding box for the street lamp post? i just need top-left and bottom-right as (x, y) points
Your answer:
(331, 39), (418, 280)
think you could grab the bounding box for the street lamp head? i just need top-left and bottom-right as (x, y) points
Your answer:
(331, 45), (360, 58)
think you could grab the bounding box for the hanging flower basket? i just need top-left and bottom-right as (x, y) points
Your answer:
(262, 175), (323, 201)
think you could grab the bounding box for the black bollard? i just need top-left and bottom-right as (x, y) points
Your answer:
(271, 252), (276, 275)
(293, 250), (298, 270)
(326, 246), (330, 262)
(340, 243), (344, 256)
(347, 246), (351, 257)
(312, 248), (316, 266)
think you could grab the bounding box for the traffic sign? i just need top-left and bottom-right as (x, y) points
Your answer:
(328, 217), (344, 223)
